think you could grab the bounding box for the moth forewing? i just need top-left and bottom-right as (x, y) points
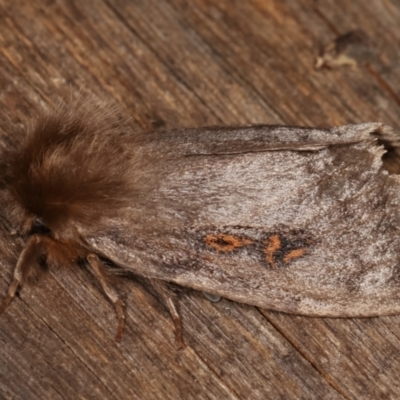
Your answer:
(86, 122), (400, 318)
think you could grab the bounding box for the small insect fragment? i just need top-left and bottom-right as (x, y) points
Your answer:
(315, 30), (375, 69)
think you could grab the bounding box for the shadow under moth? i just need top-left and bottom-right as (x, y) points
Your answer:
(1, 97), (400, 347)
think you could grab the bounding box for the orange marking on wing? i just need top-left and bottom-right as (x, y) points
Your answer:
(283, 248), (307, 263)
(204, 234), (253, 253)
(263, 235), (281, 266)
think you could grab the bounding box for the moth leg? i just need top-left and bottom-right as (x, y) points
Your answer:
(150, 279), (185, 349)
(86, 254), (125, 341)
(0, 235), (44, 313)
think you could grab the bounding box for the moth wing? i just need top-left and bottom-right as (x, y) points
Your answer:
(85, 123), (400, 317)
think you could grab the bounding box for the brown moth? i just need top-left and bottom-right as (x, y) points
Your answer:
(1, 97), (400, 346)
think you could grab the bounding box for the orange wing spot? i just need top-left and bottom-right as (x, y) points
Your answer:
(283, 248), (307, 263)
(204, 234), (253, 253)
(263, 234), (281, 266)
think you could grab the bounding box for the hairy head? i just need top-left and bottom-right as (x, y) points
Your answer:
(4, 97), (145, 238)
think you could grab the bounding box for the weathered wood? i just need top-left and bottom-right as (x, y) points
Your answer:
(0, 0), (400, 399)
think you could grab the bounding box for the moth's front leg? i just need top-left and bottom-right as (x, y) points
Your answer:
(0, 235), (46, 313)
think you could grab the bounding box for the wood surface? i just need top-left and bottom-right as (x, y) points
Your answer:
(0, 0), (400, 399)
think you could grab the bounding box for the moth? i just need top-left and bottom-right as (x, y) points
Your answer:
(1, 97), (400, 347)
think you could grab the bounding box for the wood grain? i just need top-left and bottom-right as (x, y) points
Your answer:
(0, 0), (399, 399)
